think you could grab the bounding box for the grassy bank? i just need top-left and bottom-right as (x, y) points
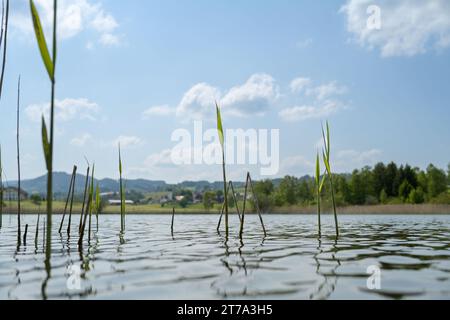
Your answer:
(3, 201), (450, 215)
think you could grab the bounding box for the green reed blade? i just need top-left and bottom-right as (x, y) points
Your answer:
(29, 0), (54, 82)
(41, 116), (50, 171)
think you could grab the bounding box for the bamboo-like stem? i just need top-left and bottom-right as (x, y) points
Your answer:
(239, 174), (250, 240)
(317, 187), (321, 237)
(0, 146), (3, 229)
(23, 224), (28, 246)
(119, 144), (125, 232)
(45, 0), (57, 272)
(88, 165), (94, 242)
(58, 165), (76, 234)
(16, 75), (21, 246)
(329, 175), (339, 238)
(171, 207), (175, 236)
(217, 181), (242, 232)
(0, 0), (8, 99)
(67, 166), (77, 236)
(78, 167), (90, 234)
(35, 212), (40, 249)
(221, 151), (229, 238)
(248, 173), (267, 237)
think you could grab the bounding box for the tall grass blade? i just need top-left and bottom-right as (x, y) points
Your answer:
(0, 0), (9, 99)
(321, 121), (339, 238)
(215, 102), (229, 238)
(29, 0), (53, 82)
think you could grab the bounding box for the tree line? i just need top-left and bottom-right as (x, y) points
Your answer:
(250, 162), (450, 210)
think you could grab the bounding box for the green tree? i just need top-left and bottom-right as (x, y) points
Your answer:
(336, 175), (352, 205)
(30, 194), (42, 206)
(372, 163), (386, 200)
(385, 162), (398, 197)
(427, 164), (447, 198)
(203, 191), (215, 211)
(408, 187), (425, 204)
(350, 170), (366, 205)
(399, 180), (413, 202)
(278, 176), (299, 205)
(298, 180), (313, 204)
(379, 189), (388, 204)
(253, 180), (274, 211)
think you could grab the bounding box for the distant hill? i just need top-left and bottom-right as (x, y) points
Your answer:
(6, 172), (315, 197)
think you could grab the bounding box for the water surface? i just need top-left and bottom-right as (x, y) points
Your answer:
(0, 214), (449, 300)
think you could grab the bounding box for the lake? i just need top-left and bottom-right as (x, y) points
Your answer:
(0, 214), (449, 300)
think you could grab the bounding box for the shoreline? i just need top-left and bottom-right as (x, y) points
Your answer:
(3, 204), (450, 215)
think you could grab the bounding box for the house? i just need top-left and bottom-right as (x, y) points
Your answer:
(1, 187), (29, 201)
(108, 199), (135, 206)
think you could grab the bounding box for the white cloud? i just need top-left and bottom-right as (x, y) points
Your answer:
(143, 105), (175, 118)
(279, 101), (343, 122)
(143, 149), (175, 168)
(341, 0), (450, 57)
(113, 135), (144, 148)
(11, 0), (121, 47)
(25, 98), (100, 122)
(175, 83), (221, 120)
(70, 133), (92, 147)
(221, 73), (278, 117)
(306, 82), (347, 101)
(290, 77), (311, 93)
(174, 73), (277, 120)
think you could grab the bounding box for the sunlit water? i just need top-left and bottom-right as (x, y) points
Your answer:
(0, 214), (449, 300)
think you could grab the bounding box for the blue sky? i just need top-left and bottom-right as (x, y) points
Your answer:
(0, 0), (449, 183)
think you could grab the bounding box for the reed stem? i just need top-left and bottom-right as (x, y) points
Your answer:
(67, 166), (77, 236)
(79, 167), (90, 234)
(16, 75), (21, 246)
(23, 224), (28, 246)
(0, 0), (8, 99)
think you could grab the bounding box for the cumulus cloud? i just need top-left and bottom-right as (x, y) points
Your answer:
(150, 73), (348, 122)
(25, 98), (100, 122)
(113, 135), (144, 148)
(290, 77), (311, 93)
(11, 0), (122, 47)
(306, 82), (347, 101)
(280, 78), (348, 122)
(142, 105), (175, 118)
(341, 0), (450, 57)
(175, 83), (221, 120)
(70, 133), (92, 147)
(279, 101), (343, 122)
(221, 73), (278, 117)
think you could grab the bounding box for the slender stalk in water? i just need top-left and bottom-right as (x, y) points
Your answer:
(59, 165), (76, 234)
(0, 0), (9, 99)
(23, 224), (28, 246)
(79, 167), (90, 234)
(217, 181), (242, 232)
(67, 166), (77, 236)
(30, 0), (57, 267)
(16, 75), (21, 246)
(95, 183), (100, 230)
(215, 102), (229, 238)
(239, 175), (250, 240)
(322, 122), (339, 238)
(88, 164), (95, 242)
(35, 212), (40, 249)
(171, 207), (175, 237)
(119, 144), (125, 232)
(315, 153), (326, 237)
(0, 145), (3, 229)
